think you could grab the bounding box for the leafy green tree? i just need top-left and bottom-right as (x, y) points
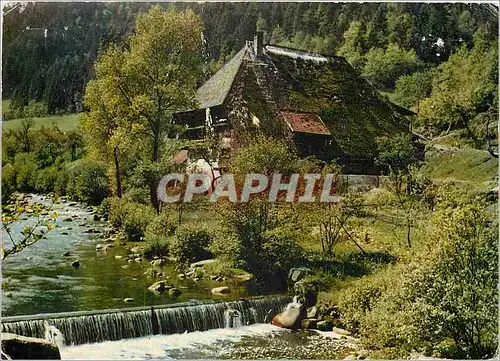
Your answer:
(338, 192), (497, 359)
(83, 6), (203, 210)
(377, 134), (419, 247)
(393, 69), (433, 113)
(14, 118), (34, 153)
(230, 135), (298, 176)
(82, 46), (129, 198)
(362, 43), (423, 89)
(419, 203), (498, 358)
(337, 21), (364, 69)
(418, 33), (498, 134)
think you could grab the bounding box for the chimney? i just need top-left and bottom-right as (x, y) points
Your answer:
(254, 31), (264, 57)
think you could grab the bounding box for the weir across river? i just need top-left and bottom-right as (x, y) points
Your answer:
(1, 296), (291, 346)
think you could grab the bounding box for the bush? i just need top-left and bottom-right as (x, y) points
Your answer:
(122, 207), (155, 242)
(171, 228), (213, 267)
(143, 239), (170, 259)
(204, 259), (244, 279)
(13, 153), (38, 192)
(95, 198), (110, 220)
(209, 227), (245, 268)
(145, 214), (177, 239)
(68, 161), (108, 204)
(108, 197), (155, 241)
(2, 163), (17, 202)
(35, 166), (59, 194)
(259, 228), (304, 279)
(337, 202), (498, 359)
(54, 169), (69, 195)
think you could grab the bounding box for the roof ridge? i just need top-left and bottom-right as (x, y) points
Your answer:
(265, 45), (346, 62)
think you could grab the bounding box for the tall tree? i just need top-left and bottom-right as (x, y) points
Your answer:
(83, 6), (203, 210)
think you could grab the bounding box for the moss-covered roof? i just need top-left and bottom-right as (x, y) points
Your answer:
(191, 44), (410, 157)
(196, 47), (246, 109)
(258, 48), (409, 156)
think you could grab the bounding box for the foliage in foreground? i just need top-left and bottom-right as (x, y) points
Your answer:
(337, 195), (498, 359)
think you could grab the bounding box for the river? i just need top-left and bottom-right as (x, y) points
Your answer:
(1, 194), (353, 359)
(2, 194), (253, 316)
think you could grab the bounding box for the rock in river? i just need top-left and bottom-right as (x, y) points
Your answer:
(272, 307), (306, 330)
(211, 286), (230, 294)
(148, 281), (172, 293)
(190, 259), (216, 269)
(1, 332), (61, 360)
(168, 288), (181, 297)
(71, 260), (80, 268)
(288, 267), (311, 282)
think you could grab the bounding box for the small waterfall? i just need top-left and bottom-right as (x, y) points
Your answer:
(1, 296), (291, 346)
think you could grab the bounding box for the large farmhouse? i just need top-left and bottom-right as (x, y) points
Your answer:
(174, 32), (414, 174)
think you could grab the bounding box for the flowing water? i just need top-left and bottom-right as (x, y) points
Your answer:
(1, 194), (261, 317)
(2, 297), (290, 345)
(1, 194), (352, 359)
(58, 324), (352, 360)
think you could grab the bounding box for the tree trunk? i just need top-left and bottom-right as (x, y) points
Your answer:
(113, 146), (122, 198)
(406, 220), (411, 248)
(150, 119), (161, 212)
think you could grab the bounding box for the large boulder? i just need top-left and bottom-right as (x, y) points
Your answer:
(150, 259), (165, 267)
(271, 307), (306, 330)
(301, 318), (318, 330)
(293, 281), (318, 308)
(306, 306), (318, 319)
(288, 267), (311, 282)
(1, 333), (61, 359)
(168, 288), (181, 297)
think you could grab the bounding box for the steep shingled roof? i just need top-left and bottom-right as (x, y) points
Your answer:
(196, 47), (246, 109)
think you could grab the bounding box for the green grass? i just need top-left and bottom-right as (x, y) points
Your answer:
(421, 144), (498, 188)
(2, 113), (81, 132)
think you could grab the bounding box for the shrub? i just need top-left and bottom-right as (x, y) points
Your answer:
(337, 202), (498, 359)
(171, 228), (213, 267)
(123, 206), (155, 242)
(143, 239), (170, 259)
(54, 169), (69, 195)
(209, 227), (245, 268)
(69, 161), (108, 204)
(95, 198), (110, 220)
(108, 197), (155, 241)
(204, 259), (243, 279)
(259, 228), (305, 279)
(13, 153), (38, 192)
(145, 214), (177, 239)
(2, 163), (17, 202)
(35, 166), (59, 194)
(123, 186), (151, 205)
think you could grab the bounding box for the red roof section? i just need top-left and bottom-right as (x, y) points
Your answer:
(170, 150), (189, 165)
(280, 112), (331, 135)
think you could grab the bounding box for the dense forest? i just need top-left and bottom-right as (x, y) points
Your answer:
(2, 2), (498, 116)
